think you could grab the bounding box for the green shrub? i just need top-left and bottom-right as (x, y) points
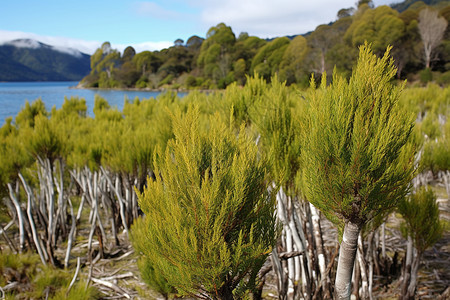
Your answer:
(436, 70), (450, 86)
(419, 68), (433, 84)
(0, 252), (98, 299)
(131, 106), (277, 299)
(398, 186), (444, 253)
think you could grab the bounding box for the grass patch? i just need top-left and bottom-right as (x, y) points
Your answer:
(0, 251), (99, 299)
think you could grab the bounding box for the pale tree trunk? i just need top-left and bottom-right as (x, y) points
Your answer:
(18, 173), (47, 265)
(65, 197), (77, 268)
(401, 235), (413, 299)
(443, 171), (450, 200)
(7, 183), (26, 252)
(292, 204), (312, 299)
(335, 220), (362, 300)
(0, 222), (17, 252)
(366, 232), (375, 300)
(381, 223), (386, 263)
(407, 249), (420, 298)
(101, 166), (129, 235)
(271, 247), (286, 298)
(352, 258), (361, 300)
(357, 234), (368, 299)
(275, 186), (312, 299)
(289, 210), (311, 299)
(286, 228), (295, 300)
(310, 203), (331, 298)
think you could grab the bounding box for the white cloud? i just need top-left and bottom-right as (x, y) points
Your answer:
(0, 30), (172, 55)
(187, 0), (357, 37)
(0, 30), (101, 55)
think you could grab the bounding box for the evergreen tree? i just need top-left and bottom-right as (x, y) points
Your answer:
(131, 106), (277, 299)
(301, 44), (415, 299)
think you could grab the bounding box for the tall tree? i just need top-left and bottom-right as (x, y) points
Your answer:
(301, 44), (415, 299)
(418, 8), (448, 68)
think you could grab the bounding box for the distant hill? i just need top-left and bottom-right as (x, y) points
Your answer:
(0, 39), (91, 81)
(391, 0), (450, 12)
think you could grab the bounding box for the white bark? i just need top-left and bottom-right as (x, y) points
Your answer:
(0, 222), (17, 252)
(407, 249), (420, 298)
(18, 173), (47, 265)
(286, 227), (295, 300)
(65, 197), (77, 268)
(335, 220), (361, 300)
(401, 235), (413, 299)
(310, 203), (330, 296)
(7, 183), (25, 252)
(101, 166), (129, 235)
(357, 234), (368, 299)
(271, 247), (286, 296)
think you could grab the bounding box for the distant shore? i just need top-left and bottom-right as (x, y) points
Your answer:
(71, 82), (218, 94)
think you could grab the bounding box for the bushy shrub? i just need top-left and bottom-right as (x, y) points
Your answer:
(419, 68), (433, 84)
(131, 106), (277, 299)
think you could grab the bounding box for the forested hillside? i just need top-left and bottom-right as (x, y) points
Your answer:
(79, 0), (450, 89)
(0, 39), (91, 81)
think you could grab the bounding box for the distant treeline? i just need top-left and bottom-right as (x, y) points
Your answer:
(80, 0), (450, 89)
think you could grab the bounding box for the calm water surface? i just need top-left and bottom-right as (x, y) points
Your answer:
(0, 82), (184, 125)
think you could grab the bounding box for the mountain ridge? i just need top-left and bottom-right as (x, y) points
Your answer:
(0, 39), (91, 82)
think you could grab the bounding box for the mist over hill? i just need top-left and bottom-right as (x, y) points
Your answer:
(0, 39), (91, 81)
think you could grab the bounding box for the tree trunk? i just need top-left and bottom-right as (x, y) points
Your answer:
(357, 234), (368, 299)
(271, 247), (286, 298)
(310, 203), (331, 298)
(401, 235), (413, 299)
(335, 220), (362, 300)
(7, 183), (26, 252)
(407, 249), (420, 298)
(19, 173), (47, 265)
(65, 197), (77, 268)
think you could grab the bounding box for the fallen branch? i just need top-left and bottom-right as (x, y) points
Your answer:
(99, 272), (134, 282)
(91, 278), (131, 299)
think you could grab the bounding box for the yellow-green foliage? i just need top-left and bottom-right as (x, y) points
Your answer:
(301, 44), (416, 231)
(251, 77), (303, 191)
(131, 106), (276, 299)
(399, 84), (450, 173)
(0, 251), (98, 299)
(398, 186), (444, 253)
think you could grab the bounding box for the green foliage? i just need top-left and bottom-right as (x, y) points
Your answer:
(251, 37), (290, 80)
(301, 44), (415, 232)
(15, 98), (48, 128)
(26, 114), (66, 162)
(279, 36), (308, 84)
(420, 67), (433, 83)
(345, 6), (406, 54)
(78, 2), (449, 89)
(251, 77), (303, 190)
(131, 106), (276, 298)
(0, 251), (98, 299)
(398, 186), (444, 253)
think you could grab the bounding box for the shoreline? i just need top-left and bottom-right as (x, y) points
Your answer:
(70, 83), (219, 94)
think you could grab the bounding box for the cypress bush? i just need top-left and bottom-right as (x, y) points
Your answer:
(131, 106), (277, 299)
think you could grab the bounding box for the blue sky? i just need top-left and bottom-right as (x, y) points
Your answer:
(0, 0), (399, 55)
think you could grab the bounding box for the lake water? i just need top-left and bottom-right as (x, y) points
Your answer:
(0, 82), (184, 126)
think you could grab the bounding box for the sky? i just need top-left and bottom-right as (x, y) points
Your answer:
(0, 0), (400, 55)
